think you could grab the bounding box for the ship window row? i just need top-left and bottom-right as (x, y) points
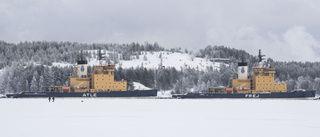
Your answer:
(257, 80), (272, 82)
(258, 83), (276, 86)
(96, 79), (111, 81)
(96, 75), (112, 77)
(96, 83), (124, 85)
(95, 82), (124, 85)
(96, 86), (125, 88)
(257, 77), (272, 79)
(257, 87), (283, 90)
(96, 86), (124, 88)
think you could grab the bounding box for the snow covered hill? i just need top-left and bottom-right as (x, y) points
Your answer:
(133, 82), (151, 90)
(118, 51), (223, 71)
(53, 51), (225, 71)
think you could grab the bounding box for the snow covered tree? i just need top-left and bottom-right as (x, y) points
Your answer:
(5, 71), (14, 93)
(0, 68), (8, 93)
(313, 78), (320, 95)
(30, 75), (38, 91)
(48, 68), (55, 86)
(25, 80), (29, 91)
(39, 76), (44, 91)
(15, 76), (23, 92)
(5, 82), (13, 93)
(286, 78), (296, 92)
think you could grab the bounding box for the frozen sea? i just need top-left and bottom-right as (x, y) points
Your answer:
(0, 98), (319, 137)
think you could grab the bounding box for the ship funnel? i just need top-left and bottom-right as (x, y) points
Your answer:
(237, 62), (248, 79)
(77, 50), (88, 78)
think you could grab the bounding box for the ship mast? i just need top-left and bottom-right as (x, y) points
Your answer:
(98, 47), (105, 66)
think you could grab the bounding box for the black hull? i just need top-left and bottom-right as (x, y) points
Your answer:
(172, 90), (316, 99)
(6, 90), (158, 98)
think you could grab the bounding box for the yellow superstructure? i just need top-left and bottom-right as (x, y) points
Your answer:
(211, 50), (287, 94)
(69, 64), (127, 93)
(68, 51), (127, 93)
(228, 67), (287, 94)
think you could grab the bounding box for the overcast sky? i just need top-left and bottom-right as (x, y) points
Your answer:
(1, 0), (320, 62)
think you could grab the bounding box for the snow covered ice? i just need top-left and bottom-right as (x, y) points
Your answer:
(1, 98), (320, 137)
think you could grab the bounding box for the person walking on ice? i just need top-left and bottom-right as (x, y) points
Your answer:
(52, 97), (55, 102)
(48, 97), (51, 102)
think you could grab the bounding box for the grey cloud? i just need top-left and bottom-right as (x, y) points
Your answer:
(0, 0), (320, 61)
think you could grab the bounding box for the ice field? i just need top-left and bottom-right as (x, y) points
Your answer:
(0, 98), (319, 137)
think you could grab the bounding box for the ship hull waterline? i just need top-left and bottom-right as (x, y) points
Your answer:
(6, 90), (158, 98)
(172, 90), (316, 99)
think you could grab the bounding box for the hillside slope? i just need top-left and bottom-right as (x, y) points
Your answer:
(54, 51), (224, 71)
